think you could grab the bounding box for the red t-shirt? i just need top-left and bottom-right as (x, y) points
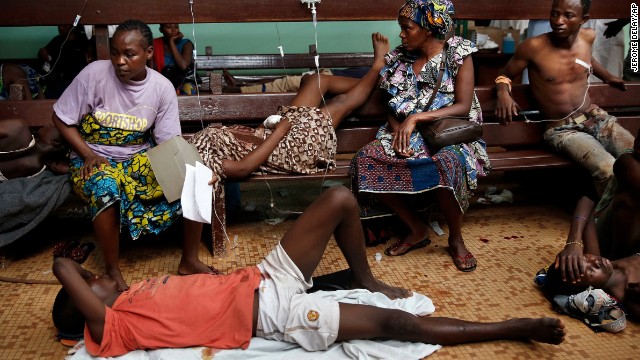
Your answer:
(84, 266), (262, 357)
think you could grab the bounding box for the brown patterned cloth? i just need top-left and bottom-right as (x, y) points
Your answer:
(189, 105), (337, 255)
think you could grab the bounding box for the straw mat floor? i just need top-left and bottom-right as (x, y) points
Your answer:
(1, 178), (639, 359)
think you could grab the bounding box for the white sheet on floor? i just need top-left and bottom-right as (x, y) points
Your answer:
(69, 290), (441, 360)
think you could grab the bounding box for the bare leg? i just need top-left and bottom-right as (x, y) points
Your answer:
(336, 303), (566, 345)
(437, 188), (477, 271)
(93, 205), (128, 291)
(178, 218), (219, 275)
(280, 186), (409, 299)
(290, 32), (389, 128)
(290, 74), (359, 108)
(376, 193), (430, 256)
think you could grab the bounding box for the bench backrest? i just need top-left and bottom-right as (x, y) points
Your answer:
(3, 83), (638, 152)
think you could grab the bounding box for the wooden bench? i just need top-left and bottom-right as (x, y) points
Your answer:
(1, 0), (636, 252)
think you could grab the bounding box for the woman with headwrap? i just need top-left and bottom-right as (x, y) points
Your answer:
(350, 0), (490, 271)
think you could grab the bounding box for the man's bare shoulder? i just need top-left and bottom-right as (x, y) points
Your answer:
(516, 35), (549, 56)
(578, 28), (596, 44)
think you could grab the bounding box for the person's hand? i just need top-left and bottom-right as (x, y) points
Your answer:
(170, 32), (184, 43)
(81, 153), (110, 180)
(392, 115), (417, 155)
(603, 19), (628, 38)
(495, 93), (518, 125)
(604, 75), (627, 91)
(554, 243), (585, 283)
(393, 147), (414, 158)
(273, 118), (292, 134)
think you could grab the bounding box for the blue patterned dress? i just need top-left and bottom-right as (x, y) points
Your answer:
(350, 36), (491, 218)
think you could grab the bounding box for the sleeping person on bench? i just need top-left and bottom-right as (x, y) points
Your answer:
(187, 32), (389, 240)
(53, 186), (566, 358)
(495, 0), (634, 194)
(190, 32), (388, 182)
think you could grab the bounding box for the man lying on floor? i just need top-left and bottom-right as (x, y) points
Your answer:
(539, 129), (640, 323)
(53, 187), (565, 357)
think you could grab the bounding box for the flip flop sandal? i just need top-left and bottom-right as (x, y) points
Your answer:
(450, 251), (477, 272)
(69, 242), (95, 264)
(53, 239), (79, 258)
(384, 238), (431, 256)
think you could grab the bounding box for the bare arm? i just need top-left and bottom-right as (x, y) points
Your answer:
(592, 59), (626, 90)
(495, 40), (532, 125)
(393, 56), (476, 153)
(219, 119), (292, 179)
(52, 113), (109, 179)
(554, 196), (599, 283)
(52, 257), (106, 344)
(168, 34), (193, 71)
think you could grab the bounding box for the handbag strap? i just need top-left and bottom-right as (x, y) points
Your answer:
(423, 27), (455, 111)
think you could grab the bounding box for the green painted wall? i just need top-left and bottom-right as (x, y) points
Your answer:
(0, 21), (402, 59)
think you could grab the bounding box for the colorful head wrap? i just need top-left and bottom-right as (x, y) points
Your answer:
(398, 0), (455, 35)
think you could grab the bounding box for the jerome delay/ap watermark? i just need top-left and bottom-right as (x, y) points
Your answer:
(632, 3), (638, 73)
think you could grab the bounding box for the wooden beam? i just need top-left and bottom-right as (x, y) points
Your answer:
(196, 53), (373, 70)
(0, 0), (633, 26)
(2, 84), (638, 125)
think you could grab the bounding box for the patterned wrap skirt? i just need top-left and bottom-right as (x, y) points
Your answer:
(69, 114), (182, 240)
(350, 125), (490, 219)
(189, 105), (336, 255)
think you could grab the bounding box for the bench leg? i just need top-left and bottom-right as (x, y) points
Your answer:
(208, 185), (227, 256)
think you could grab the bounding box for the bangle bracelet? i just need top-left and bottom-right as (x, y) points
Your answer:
(494, 75), (512, 92)
(565, 241), (583, 247)
(573, 215), (588, 222)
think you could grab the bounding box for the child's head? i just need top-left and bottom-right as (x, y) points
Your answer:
(544, 254), (614, 296)
(159, 24), (180, 38)
(111, 20), (154, 82)
(52, 288), (85, 338)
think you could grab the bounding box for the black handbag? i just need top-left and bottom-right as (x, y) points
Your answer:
(416, 30), (482, 151)
(420, 116), (483, 151)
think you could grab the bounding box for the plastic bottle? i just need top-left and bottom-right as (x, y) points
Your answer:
(502, 32), (515, 54)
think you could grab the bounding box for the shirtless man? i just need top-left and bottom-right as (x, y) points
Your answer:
(0, 118), (68, 180)
(495, 0), (634, 191)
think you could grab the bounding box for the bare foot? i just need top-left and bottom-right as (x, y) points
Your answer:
(354, 277), (411, 300)
(384, 225), (431, 256)
(371, 32), (390, 69)
(106, 267), (129, 292)
(448, 238), (477, 272)
(178, 259), (220, 276)
(524, 318), (566, 344)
